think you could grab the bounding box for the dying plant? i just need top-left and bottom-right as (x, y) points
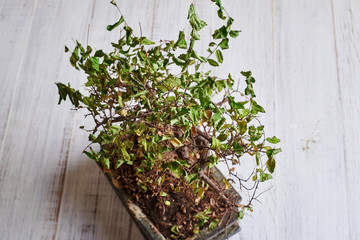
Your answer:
(56, 0), (281, 238)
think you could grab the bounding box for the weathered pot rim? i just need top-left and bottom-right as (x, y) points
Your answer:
(96, 161), (241, 240)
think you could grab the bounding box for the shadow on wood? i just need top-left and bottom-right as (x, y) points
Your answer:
(53, 157), (145, 240)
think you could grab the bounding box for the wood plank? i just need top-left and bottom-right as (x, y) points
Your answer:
(0, 0), (95, 239)
(0, 0), (36, 168)
(151, 0), (191, 42)
(274, 0), (349, 239)
(332, 0), (360, 238)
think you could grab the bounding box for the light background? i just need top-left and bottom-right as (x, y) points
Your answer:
(0, 0), (359, 239)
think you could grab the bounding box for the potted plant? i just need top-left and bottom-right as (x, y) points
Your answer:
(56, 0), (281, 239)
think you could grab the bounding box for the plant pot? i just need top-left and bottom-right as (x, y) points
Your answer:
(97, 161), (241, 240)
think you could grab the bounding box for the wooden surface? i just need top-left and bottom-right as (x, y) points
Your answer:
(0, 0), (359, 239)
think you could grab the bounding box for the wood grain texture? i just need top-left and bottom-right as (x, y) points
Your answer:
(0, 0), (36, 170)
(0, 0), (95, 239)
(274, 0), (349, 239)
(0, 0), (360, 239)
(332, 0), (360, 239)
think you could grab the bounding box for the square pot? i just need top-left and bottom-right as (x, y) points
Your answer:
(97, 162), (241, 240)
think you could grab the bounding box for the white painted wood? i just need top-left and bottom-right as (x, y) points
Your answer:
(0, 0), (37, 160)
(0, 0), (360, 239)
(332, 0), (360, 239)
(0, 0), (97, 239)
(273, 0), (349, 239)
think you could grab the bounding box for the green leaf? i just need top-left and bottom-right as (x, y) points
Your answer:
(195, 211), (210, 227)
(188, 4), (207, 31)
(90, 57), (99, 71)
(217, 133), (228, 142)
(172, 56), (186, 67)
(175, 31), (187, 49)
(88, 134), (97, 142)
(164, 200), (171, 206)
(266, 157), (276, 173)
(157, 177), (162, 185)
(171, 224), (180, 235)
(168, 161), (184, 178)
(209, 42), (216, 47)
(190, 105), (202, 125)
(219, 38), (229, 49)
(120, 146), (131, 161)
(233, 142), (244, 154)
(241, 71), (252, 77)
(140, 37), (155, 45)
(211, 137), (221, 149)
(207, 58), (219, 67)
(185, 173), (199, 184)
(266, 148), (282, 158)
(193, 226), (200, 234)
(215, 50), (223, 63)
(191, 50), (206, 62)
(160, 191), (167, 197)
(106, 16), (124, 31)
(94, 50), (105, 57)
(237, 210), (244, 219)
(209, 219), (219, 230)
(211, 0), (226, 20)
(229, 30), (241, 38)
(56, 82), (68, 104)
(252, 174), (257, 181)
(255, 152), (260, 165)
(212, 112), (221, 126)
(243, 72), (256, 97)
(170, 138), (183, 148)
(164, 76), (181, 88)
(118, 95), (124, 108)
(70, 46), (79, 69)
(191, 29), (201, 40)
(238, 109), (250, 118)
(260, 172), (272, 182)
(55, 82), (82, 107)
(266, 136), (281, 144)
(251, 100), (265, 114)
(102, 157), (110, 169)
(227, 17), (234, 27)
(212, 29), (223, 39)
(135, 122), (146, 136)
(109, 125), (121, 134)
(238, 119), (247, 135)
(83, 148), (97, 161)
(116, 159), (125, 168)
(217, 9), (226, 20)
(131, 90), (147, 98)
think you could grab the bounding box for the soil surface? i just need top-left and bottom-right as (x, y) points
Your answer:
(112, 160), (235, 239)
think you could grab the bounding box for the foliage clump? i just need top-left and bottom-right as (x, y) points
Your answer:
(57, 0), (281, 238)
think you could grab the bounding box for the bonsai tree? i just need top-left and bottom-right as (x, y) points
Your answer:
(56, 0), (281, 238)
